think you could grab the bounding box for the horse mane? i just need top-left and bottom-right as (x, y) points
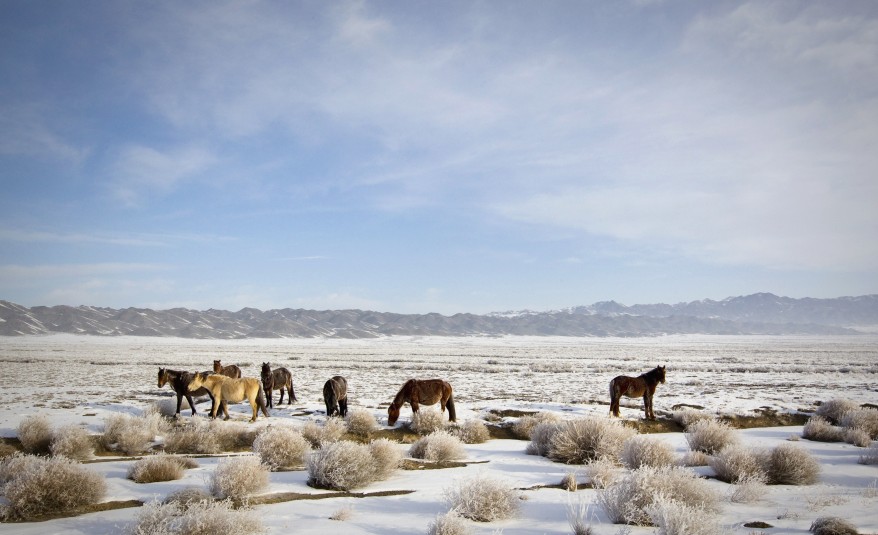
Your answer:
(391, 379), (416, 407)
(642, 365), (665, 383)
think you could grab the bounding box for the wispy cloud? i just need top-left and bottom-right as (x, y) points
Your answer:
(108, 144), (217, 205)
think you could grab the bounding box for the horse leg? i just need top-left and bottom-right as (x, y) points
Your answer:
(184, 393), (197, 416)
(286, 380), (293, 404)
(278, 386), (285, 406)
(175, 393), (184, 417)
(339, 397), (347, 418)
(643, 393), (652, 420)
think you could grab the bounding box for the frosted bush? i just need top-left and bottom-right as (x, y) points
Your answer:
(0, 453), (41, 488)
(127, 453), (189, 483)
(302, 418), (347, 447)
(672, 409), (714, 429)
(816, 399), (860, 424)
(102, 412), (165, 455)
(567, 496), (596, 535)
(858, 442), (878, 465)
(1, 454), (106, 520)
(764, 444), (820, 485)
(708, 445), (767, 483)
(728, 474), (768, 503)
(621, 435), (676, 469)
(209, 456), (269, 505)
(513, 411), (562, 439)
(844, 427), (872, 448)
(444, 474), (520, 522)
(252, 425), (310, 470)
(453, 419), (490, 444)
(803, 416), (845, 442)
(681, 450), (710, 467)
(809, 516), (860, 535)
(129, 498), (266, 535)
(597, 466), (720, 526)
(585, 457), (620, 489)
(0, 442), (16, 459)
(685, 419), (738, 454)
(840, 408), (878, 439)
(409, 430), (466, 462)
(164, 419), (222, 454)
(426, 511), (473, 535)
(647, 499), (725, 535)
(370, 438), (402, 479)
(17, 414), (52, 454)
(162, 486), (212, 507)
(50, 425), (94, 460)
(525, 421), (557, 456)
(412, 408), (447, 435)
(561, 471), (578, 491)
(548, 416), (636, 464)
(345, 408), (379, 438)
(308, 440), (376, 490)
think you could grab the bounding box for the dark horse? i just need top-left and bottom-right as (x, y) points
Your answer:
(387, 378), (456, 426)
(609, 365), (666, 420)
(260, 362), (296, 408)
(323, 376), (348, 417)
(213, 359), (242, 379)
(157, 368), (215, 417)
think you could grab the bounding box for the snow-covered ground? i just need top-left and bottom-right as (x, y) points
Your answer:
(1, 334), (877, 534)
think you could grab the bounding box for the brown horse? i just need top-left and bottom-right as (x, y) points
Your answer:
(188, 372), (269, 422)
(260, 362), (296, 408)
(213, 359), (242, 379)
(323, 376), (348, 417)
(609, 365), (666, 420)
(157, 368), (215, 417)
(387, 378), (456, 426)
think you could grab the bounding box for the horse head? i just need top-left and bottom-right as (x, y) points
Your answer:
(157, 368), (167, 388)
(188, 371), (209, 391)
(213, 360), (222, 372)
(387, 403), (401, 426)
(656, 365), (666, 383)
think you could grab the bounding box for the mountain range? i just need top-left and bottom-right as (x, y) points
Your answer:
(1, 293), (875, 339)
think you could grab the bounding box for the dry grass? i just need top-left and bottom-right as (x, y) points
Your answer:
(685, 419), (738, 455)
(101, 412), (168, 455)
(858, 442), (878, 465)
(164, 419), (255, 455)
(561, 471), (578, 492)
(647, 500), (725, 535)
(411, 408), (447, 435)
(302, 418), (347, 447)
(709, 444), (767, 483)
(816, 399), (860, 424)
(803, 416), (845, 442)
(728, 474), (768, 503)
(584, 457), (620, 489)
(547, 416), (636, 464)
(329, 505), (353, 521)
(512, 411), (562, 439)
(127, 453), (194, 483)
(452, 419), (490, 444)
(840, 408), (878, 439)
(252, 425), (310, 470)
(129, 498), (266, 535)
(844, 427), (872, 448)
(672, 409), (714, 429)
(17, 414), (53, 455)
(444, 473), (520, 522)
(0, 454), (106, 520)
(209, 456), (270, 506)
(620, 435), (676, 469)
(426, 511), (473, 535)
(345, 408), (379, 438)
(307, 440), (378, 491)
(162, 486), (213, 507)
(809, 516), (860, 535)
(567, 496), (596, 535)
(369, 438), (402, 479)
(764, 444), (820, 485)
(408, 430), (466, 462)
(50, 425), (94, 460)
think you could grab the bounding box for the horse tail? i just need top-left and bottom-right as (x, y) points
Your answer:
(609, 378), (618, 417)
(288, 375), (297, 402)
(446, 391), (456, 422)
(257, 382), (269, 416)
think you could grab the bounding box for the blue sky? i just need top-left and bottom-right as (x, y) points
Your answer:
(1, 1), (876, 314)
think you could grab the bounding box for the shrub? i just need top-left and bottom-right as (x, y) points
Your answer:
(453, 419), (490, 444)
(50, 425), (94, 460)
(584, 457), (619, 489)
(0, 453), (42, 488)
(164, 419), (222, 454)
(329, 506), (353, 521)
(308, 440), (377, 491)
(858, 442), (878, 465)
(252, 425), (310, 470)
(409, 430), (466, 462)
(764, 444), (820, 485)
(525, 421), (557, 456)
(840, 408), (878, 439)
(129, 498), (266, 535)
(1, 454), (106, 520)
(708, 445), (767, 483)
(444, 474), (520, 522)
(370, 438), (402, 479)
(426, 511), (473, 535)
(803, 416), (845, 442)
(681, 450), (710, 467)
(561, 471), (578, 492)
(816, 399), (860, 424)
(302, 418), (347, 447)
(0, 442), (17, 459)
(621, 436), (676, 469)
(346, 409), (379, 438)
(728, 474), (768, 504)
(17, 414), (52, 454)
(128, 453), (192, 483)
(209, 456), (269, 505)
(512, 411), (561, 439)
(547, 416), (636, 464)
(685, 419), (738, 455)
(412, 408), (447, 435)
(647, 499), (724, 535)
(671, 409), (714, 429)
(844, 427), (872, 448)
(102, 412), (166, 455)
(567, 497), (595, 535)
(810, 516), (860, 535)
(596, 466), (720, 526)
(162, 486), (213, 507)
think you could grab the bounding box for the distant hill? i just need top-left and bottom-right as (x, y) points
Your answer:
(1, 293), (874, 338)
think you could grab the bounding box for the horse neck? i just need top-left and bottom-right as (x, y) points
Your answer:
(641, 369), (661, 385)
(391, 382), (412, 407)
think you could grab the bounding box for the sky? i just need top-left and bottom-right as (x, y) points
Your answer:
(1, 1), (876, 315)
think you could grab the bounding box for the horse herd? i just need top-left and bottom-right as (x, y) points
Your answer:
(157, 360), (666, 424)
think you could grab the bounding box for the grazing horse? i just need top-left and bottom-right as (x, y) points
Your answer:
(609, 365), (666, 420)
(157, 368), (215, 417)
(187, 372), (269, 422)
(212, 359), (242, 379)
(387, 378), (456, 426)
(260, 362), (296, 408)
(323, 376), (348, 417)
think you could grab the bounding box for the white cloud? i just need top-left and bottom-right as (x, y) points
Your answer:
(109, 144), (217, 205)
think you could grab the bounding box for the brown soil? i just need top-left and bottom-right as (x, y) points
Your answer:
(250, 489), (414, 505)
(3, 500), (143, 523)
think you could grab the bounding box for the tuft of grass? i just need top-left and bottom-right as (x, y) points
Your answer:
(561, 471), (579, 492)
(512, 411), (562, 440)
(252, 425), (310, 470)
(803, 416), (845, 442)
(646, 499), (725, 535)
(671, 409), (714, 429)
(547, 416), (636, 465)
(844, 427), (872, 448)
(709, 444), (767, 484)
(585, 457), (620, 489)
(426, 511), (473, 535)
(412, 408), (447, 435)
(1, 454), (106, 520)
(369, 438), (402, 479)
(840, 408), (878, 439)
(308, 440), (384, 491)
(567, 496), (596, 535)
(162, 486), (213, 507)
(858, 442), (878, 465)
(809, 516), (860, 535)
(444, 473), (520, 522)
(101, 412), (168, 455)
(329, 505), (353, 521)
(50, 425), (95, 461)
(409, 430), (466, 462)
(621, 435), (676, 469)
(685, 419), (738, 455)
(129, 497), (266, 535)
(452, 419), (490, 444)
(345, 409), (379, 438)
(728, 474), (768, 503)
(764, 444), (820, 485)
(127, 453), (194, 483)
(815, 399), (860, 425)
(302, 418), (347, 447)
(17, 414), (53, 455)
(209, 456), (270, 506)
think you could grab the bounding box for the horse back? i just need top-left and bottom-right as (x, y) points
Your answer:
(416, 378), (451, 405)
